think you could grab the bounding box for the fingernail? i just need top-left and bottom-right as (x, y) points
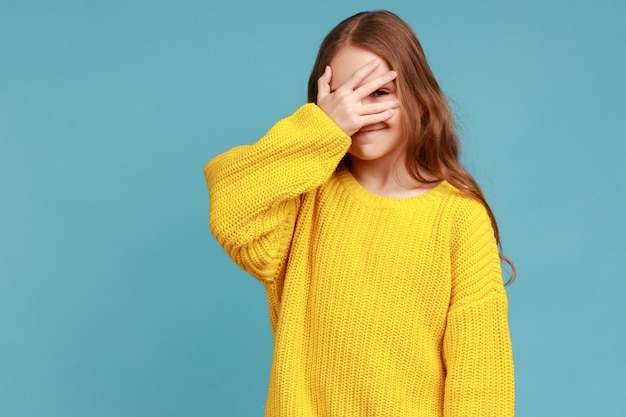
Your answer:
(372, 58), (381, 66)
(392, 100), (399, 107)
(386, 109), (394, 117)
(388, 71), (397, 79)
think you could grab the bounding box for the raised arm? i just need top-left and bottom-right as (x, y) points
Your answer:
(205, 58), (400, 283)
(204, 104), (350, 282)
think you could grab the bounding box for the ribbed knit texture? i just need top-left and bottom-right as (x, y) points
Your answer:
(205, 103), (515, 416)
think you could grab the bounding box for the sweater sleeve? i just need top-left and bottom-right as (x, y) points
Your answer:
(442, 199), (515, 416)
(204, 104), (351, 283)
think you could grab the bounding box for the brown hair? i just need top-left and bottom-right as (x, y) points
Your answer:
(307, 10), (516, 284)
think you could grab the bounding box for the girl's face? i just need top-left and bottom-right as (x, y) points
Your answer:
(329, 46), (405, 166)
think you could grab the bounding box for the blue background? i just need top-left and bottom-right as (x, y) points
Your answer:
(1, 0), (624, 416)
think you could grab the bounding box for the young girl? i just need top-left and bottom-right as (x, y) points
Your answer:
(205, 10), (515, 417)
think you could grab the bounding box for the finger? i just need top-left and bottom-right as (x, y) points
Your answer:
(353, 71), (397, 100)
(358, 100), (400, 116)
(322, 65), (332, 86)
(357, 109), (396, 126)
(317, 66), (332, 96)
(338, 58), (381, 92)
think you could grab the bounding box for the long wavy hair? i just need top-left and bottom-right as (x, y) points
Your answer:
(307, 10), (516, 284)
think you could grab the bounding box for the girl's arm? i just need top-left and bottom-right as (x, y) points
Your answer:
(205, 59), (399, 284)
(204, 104), (350, 283)
(442, 199), (515, 416)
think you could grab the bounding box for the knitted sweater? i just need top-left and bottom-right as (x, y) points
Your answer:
(204, 104), (515, 417)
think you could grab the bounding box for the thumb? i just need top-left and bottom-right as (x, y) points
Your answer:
(317, 65), (332, 101)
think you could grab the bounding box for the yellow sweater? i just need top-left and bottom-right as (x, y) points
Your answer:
(204, 104), (514, 416)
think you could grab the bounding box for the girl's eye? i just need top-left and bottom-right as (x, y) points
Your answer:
(372, 90), (389, 97)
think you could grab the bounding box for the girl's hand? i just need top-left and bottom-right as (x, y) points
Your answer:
(316, 59), (399, 137)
